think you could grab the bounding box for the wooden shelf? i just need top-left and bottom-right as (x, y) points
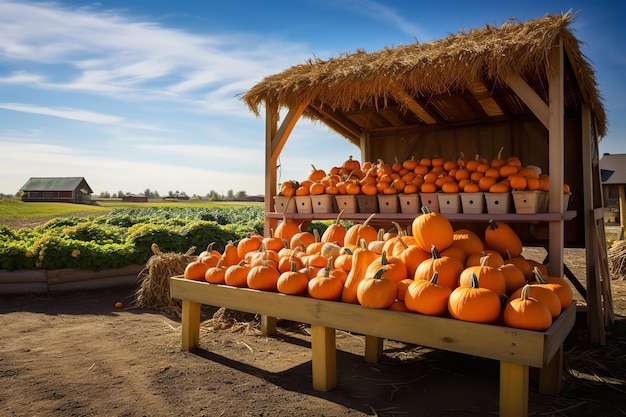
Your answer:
(266, 210), (577, 223)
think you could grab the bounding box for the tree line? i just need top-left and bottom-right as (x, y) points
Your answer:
(97, 189), (250, 201)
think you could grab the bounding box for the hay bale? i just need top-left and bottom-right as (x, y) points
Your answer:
(608, 240), (626, 280)
(133, 243), (196, 317)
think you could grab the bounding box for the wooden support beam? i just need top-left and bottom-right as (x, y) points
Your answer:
(468, 79), (504, 117)
(388, 82), (437, 124)
(505, 74), (549, 129)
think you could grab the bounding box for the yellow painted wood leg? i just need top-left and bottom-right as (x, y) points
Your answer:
(311, 325), (336, 391)
(500, 361), (529, 417)
(261, 315), (277, 335)
(364, 335), (383, 363)
(539, 345), (563, 395)
(181, 299), (201, 351)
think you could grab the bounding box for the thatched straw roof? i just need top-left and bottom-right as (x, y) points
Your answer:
(242, 11), (606, 143)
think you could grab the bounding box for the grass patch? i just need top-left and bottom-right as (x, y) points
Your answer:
(0, 198), (263, 224)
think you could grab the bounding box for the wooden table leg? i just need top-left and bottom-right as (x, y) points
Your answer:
(364, 335), (383, 363)
(539, 345), (563, 395)
(500, 361), (529, 417)
(181, 299), (201, 351)
(261, 315), (277, 335)
(311, 325), (336, 391)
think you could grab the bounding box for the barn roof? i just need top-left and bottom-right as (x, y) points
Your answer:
(242, 11), (606, 145)
(20, 177), (93, 193)
(600, 154), (626, 185)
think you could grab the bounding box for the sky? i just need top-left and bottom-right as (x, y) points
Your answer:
(1, 0), (624, 197)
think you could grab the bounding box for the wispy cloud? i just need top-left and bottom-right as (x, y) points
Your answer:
(0, 102), (122, 124)
(0, 1), (309, 114)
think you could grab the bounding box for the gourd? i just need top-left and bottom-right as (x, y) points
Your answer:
(503, 284), (553, 331)
(341, 240), (378, 304)
(484, 220), (523, 258)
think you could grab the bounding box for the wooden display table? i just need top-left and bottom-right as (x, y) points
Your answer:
(169, 277), (576, 417)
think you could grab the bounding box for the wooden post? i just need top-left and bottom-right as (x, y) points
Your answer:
(311, 325), (337, 391)
(181, 300), (201, 351)
(364, 335), (383, 363)
(620, 184), (626, 238)
(500, 361), (529, 417)
(538, 345), (563, 395)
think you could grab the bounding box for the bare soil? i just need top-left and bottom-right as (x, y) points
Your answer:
(0, 246), (625, 417)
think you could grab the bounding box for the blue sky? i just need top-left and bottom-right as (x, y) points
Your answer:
(1, 1), (624, 197)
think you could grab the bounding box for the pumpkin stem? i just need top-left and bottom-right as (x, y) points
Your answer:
(430, 271), (440, 285)
(430, 244), (441, 259)
(334, 209), (344, 224)
(363, 212), (377, 226)
(380, 250), (389, 265)
(420, 205), (432, 215)
(532, 266), (549, 284)
(488, 219), (498, 230)
(520, 284), (531, 300)
(470, 272), (480, 288)
(373, 268), (387, 280)
(497, 146), (504, 160)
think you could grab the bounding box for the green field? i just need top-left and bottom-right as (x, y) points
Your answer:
(0, 198), (261, 224)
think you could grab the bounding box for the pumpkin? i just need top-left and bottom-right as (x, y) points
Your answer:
(308, 259), (343, 300)
(509, 283), (561, 318)
(221, 240), (240, 267)
(484, 220), (523, 258)
(503, 284), (553, 331)
(356, 268), (398, 309)
(498, 263), (527, 295)
(277, 260), (309, 295)
(405, 271), (452, 316)
(459, 256), (507, 297)
(396, 237), (431, 278)
(204, 259), (227, 284)
(503, 250), (533, 281)
(321, 210), (347, 245)
(414, 244), (463, 291)
(274, 216), (301, 243)
(344, 213), (378, 247)
(290, 226), (316, 250)
(365, 250), (407, 284)
(531, 267), (573, 309)
(448, 273), (502, 323)
(396, 278), (413, 301)
(341, 241), (378, 304)
(224, 260), (250, 287)
(246, 260), (280, 292)
(411, 206), (454, 253)
(465, 250), (504, 268)
(334, 248), (354, 273)
(236, 233), (263, 260)
(183, 259), (211, 281)
(450, 229), (484, 257)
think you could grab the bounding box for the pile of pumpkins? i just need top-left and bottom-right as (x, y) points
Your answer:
(278, 150), (569, 197)
(183, 208), (573, 332)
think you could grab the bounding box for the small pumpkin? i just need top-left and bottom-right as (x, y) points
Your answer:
(277, 260), (309, 295)
(224, 260), (250, 287)
(405, 271), (452, 316)
(448, 272), (502, 323)
(414, 244), (463, 291)
(459, 256), (507, 297)
(320, 210), (347, 246)
(204, 259), (227, 284)
(509, 283), (561, 318)
(246, 260), (280, 292)
(308, 258), (343, 301)
(531, 267), (573, 309)
(344, 213), (378, 247)
(503, 284), (553, 331)
(184, 259), (211, 281)
(356, 268), (398, 309)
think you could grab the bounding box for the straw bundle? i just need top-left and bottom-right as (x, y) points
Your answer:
(608, 240), (626, 280)
(134, 243), (196, 317)
(202, 307), (261, 334)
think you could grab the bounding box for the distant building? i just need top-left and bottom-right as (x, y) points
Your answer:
(122, 194), (148, 203)
(19, 177), (93, 204)
(600, 153), (626, 225)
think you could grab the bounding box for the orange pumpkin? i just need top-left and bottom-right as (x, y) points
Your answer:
(405, 271), (452, 316)
(448, 273), (502, 323)
(411, 206), (454, 253)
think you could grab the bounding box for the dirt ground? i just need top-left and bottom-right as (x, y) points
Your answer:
(1, 248), (625, 417)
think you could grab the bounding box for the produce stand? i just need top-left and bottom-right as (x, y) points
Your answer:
(170, 277), (576, 417)
(242, 12), (613, 343)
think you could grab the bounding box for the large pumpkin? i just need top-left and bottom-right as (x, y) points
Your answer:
(448, 273), (502, 323)
(411, 206), (454, 253)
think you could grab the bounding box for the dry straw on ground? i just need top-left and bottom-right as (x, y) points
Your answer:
(608, 240), (626, 280)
